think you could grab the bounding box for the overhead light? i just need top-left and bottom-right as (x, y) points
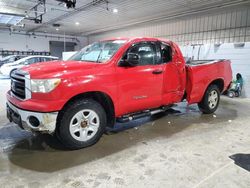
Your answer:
(112, 8), (118, 14)
(75, 22), (79, 25)
(0, 13), (25, 25)
(56, 28), (59, 31)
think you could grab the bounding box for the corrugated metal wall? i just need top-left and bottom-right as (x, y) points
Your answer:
(88, 6), (250, 45)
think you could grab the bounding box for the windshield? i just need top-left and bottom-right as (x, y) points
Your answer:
(1, 56), (14, 61)
(1, 56), (15, 63)
(68, 40), (126, 63)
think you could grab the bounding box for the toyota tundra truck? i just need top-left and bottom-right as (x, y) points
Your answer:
(6, 37), (232, 149)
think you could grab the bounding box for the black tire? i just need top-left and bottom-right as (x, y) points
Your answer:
(235, 91), (240, 97)
(198, 85), (220, 114)
(56, 99), (107, 150)
(227, 91), (235, 98)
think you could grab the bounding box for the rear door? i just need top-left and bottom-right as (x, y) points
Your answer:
(161, 42), (186, 104)
(116, 41), (164, 115)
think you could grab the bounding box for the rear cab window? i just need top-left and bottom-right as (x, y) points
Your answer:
(161, 43), (173, 63)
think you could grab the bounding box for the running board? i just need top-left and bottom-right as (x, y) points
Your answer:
(117, 106), (171, 123)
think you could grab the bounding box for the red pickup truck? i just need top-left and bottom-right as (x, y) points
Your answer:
(6, 37), (232, 149)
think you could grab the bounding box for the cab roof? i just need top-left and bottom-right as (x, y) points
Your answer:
(100, 37), (171, 43)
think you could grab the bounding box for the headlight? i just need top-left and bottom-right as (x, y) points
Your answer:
(31, 79), (61, 93)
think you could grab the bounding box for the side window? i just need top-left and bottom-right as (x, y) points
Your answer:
(128, 43), (157, 66)
(161, 43), (172, 63)
(34, 57), (40, 63)
(41, 57), (48, 62)
(39, 57), (45, 62)
(27, 57), (42, 64)
(27, 58), (36, 64)
(37, 57), (43, 63)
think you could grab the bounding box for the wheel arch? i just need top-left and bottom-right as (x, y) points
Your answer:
(199, 78), (224, 102)
(187, 78), (225, 104)
(59, 91), (116, 128)
(208, 78), (224, 93)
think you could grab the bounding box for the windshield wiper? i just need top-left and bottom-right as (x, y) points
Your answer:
(78, 60), (97, 63)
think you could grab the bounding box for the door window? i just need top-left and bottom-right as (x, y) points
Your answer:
(39, 57), (46, 62)
(26, 57), (42, 64)
(26, 57), (36, 64)
(127, 43), (157, 66)
(40, 57), (51, 62)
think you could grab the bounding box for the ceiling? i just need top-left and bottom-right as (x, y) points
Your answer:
(0, 0), (249, 36)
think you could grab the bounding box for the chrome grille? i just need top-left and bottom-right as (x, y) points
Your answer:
(10, 70), (27, 100)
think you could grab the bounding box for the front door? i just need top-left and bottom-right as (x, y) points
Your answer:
(116, 42), (164, 115)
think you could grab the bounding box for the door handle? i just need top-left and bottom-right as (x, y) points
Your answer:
(152, 69), (163, 74)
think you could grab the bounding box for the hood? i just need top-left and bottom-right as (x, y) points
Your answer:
(21, 60), (99, 79)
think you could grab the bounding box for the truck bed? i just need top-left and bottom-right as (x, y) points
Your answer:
(185, 59), (232, 104)
(186, 60), (226, 66)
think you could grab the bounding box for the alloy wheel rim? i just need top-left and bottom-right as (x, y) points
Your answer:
(208, 90), (218, 109)
(69, 109), (100, 142)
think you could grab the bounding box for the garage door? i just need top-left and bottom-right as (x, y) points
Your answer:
(49, 41), (76, 59)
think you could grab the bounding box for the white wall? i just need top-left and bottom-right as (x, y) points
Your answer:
(0, 31), (88, 52)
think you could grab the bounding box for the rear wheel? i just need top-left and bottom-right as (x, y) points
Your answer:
(56, 99), (107, 150)
(198, 85), (220, 114)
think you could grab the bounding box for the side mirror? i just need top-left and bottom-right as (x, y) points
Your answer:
(119, 53), (140, 67)
(127, 53), (139, 66)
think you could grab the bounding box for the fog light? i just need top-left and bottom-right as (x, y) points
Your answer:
(28, 116), (40, 127)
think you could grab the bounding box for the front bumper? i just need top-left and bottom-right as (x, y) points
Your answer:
(6, 101), (58, 134)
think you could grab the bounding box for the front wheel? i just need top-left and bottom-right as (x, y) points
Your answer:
(198, 85), (220, 114)
(56, 99), (107, 150)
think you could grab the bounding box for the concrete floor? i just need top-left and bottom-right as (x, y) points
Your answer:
(0, 78), (250, 188)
